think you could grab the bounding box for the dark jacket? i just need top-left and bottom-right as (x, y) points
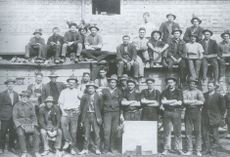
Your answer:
(199, 39), (219, 55)
(38, 105), (61, 130)
(64, 31), (82, 43)
(0, 90), (19, 120)
(167, 38), (186, 59)
(28, 37), (45, 46)
(159, 21), (180, 43)
(47, 34), (64, 46)
(80, 93), (102, 123)
(116, 43), (137, 61)
(202, 92), (226, 126)
(183, 26), (204, 43)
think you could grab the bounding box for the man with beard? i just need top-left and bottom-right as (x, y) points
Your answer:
(79, 72), (91, 93)
(161, 76), (184, 155)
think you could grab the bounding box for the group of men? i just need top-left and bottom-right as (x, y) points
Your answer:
(0, 68), (230, 157)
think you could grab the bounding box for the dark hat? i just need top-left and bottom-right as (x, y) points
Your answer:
(145, 77), (155, 83)
(86, 81), (99, 89)
(151, 30), (162, 38)
(172, 29), (183, 35)
(45, 96), (54, 103)
(108, 74), (118, 82)
(19, 90), (31, 97)
(48, 72), (59, 78)
(89, 25), (99, 31)
(33, 29), (42, 35)
(202, 29), (213, 36)
(68, 22), (78, 28)
(191, 17), (202, 24)
(221, 31), (230, 39)
(166, 13), (176, 20)
(127, 79), (137, 85)
(165, 76), (177, 83)
(119, 74), (129, 81)
(79, 27), (88, 32)
(66, 75), (78, 83)
(4, 78), (16, 85)
(190, 33), (199, 39)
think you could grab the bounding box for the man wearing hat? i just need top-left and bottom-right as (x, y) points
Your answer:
(101, 74), (123, 153)
(25, 29), (46, 59)
(139, 12), (157, 38)
(62, 22), (83, 63)
(218, 31), (230, 80)
(42, 72), (66, 104)
(82, 25), (109, 62)
(58, 75), (83, 155)
(164, 29), (187, 84)
(184, 34), (204, 80)
(140, 77), (160, 121)
(121, 79), (141, 120)
(202, 81), (226, 155)
(79, 72), (91, 93)
(79, 82), (102, 155)
(119, 74), (129, 92)
(95, 68), (108, 89)
(147, 30), (169, 67)
(161, 76), (184, 155)
(46, 27), (64, 63)
(199, 29), (219, 83)
(183, 17), (204, 43)
(0, 79), (19, 153)
(39, 96), (62, 156)
(13, 90), (40, 157)
(183, 78), (204, 156)
(159, 13), (180, 43)
(79, 27), (88, 50)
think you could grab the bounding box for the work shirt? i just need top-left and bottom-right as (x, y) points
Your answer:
(185, 42), (204, 59)
(122, 89), (141, 112)
(85, 34), (102, 46)
(132, 37), (148, 52)
(95, 78), (108, 88)
(219, 41), (230, 56)
(47, 34), (64, 46)
(183, 88), (204, 109)
(8, 90), (14, 105)
(161, 88), (183, 110)
(168, 38), (186, 59)
(28, 37), (45, 46)
(88, 94), (95, 112)
(117, 43), (137, 61)
(64, 31), (82, 43)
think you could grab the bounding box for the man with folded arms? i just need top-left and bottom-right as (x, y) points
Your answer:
(183, 78), (204, 156)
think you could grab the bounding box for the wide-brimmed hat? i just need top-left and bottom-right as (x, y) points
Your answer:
(86, 81), (99, 89)
(172, 29), (183, 35)
(4, 78), (16, 85)
(119, 74), (129, 81)
(202, 29), (213, 36)
(89, 25), (99, 31)
(191, 17), (202, 24)
(108, 74), (118, 82)
(127, 79), (137, 85)
(221, 31), (230, 39)
(151, 30), (162, 38)
(145, 77), (155, 83)
(48, 72), (59, 78)
(33, 29), (42, 35)
(66, 75), (78, 83)
(165, 76), (177, 83)
(166, 13), (176, 20)
(45, 96), (54, 103)
(19, 90), (31, 97)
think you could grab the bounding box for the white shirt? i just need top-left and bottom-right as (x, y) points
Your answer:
(58, 88), (83, 113)
(8, 90), (14, 105)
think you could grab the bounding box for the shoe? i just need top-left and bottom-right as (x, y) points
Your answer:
(162, 150), (168, 155)
(184, 151), (192, 156)
(62, 142), (70, 150)
(79, 149), (88, 155)
(41, 150), (49, 156)
(8, 148), (17, 154)
(95, 149), (101, 155)
(21, 153), (27, 157)
(196, 151), (202, 156)
(34, 152), (41, 157)
(176, 150), (185, 155)
(74, 57), (79, 63)
(70, 148), (76, 155)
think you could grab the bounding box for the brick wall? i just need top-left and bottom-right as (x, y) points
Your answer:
(0, 0), (230, 54)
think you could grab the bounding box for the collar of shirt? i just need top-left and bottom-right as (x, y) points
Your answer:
(148, 88), (154, 93)
(223, 40), (230, 45)
(128, 90), (135, 94)
(109, 87), (117, 93)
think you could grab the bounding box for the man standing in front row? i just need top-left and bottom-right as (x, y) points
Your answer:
(161, 76), (184, 155)
(79, 82), (102, 155)
(58, 76), (82, 155)
(183, 78), (204, 156)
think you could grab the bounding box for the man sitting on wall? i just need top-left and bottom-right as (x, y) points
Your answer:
(25, 29), (46, 61)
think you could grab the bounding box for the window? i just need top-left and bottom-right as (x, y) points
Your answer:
(92, 0), (121, 15)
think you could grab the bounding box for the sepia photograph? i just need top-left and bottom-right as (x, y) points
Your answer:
(0, 0), (230, 157)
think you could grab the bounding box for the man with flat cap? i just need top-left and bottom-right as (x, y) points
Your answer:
(161, 76), (184, 155)
(183, 17), (204, 43)
(218, 31), (230, 80)
(79, 82), (102, 155)
(159, 13), (180, 43)
(0, 79), (19, 153)
(58, 75), (83, 155)
(164, 29), (187, 84)
(184, 34), (204, 80)
(121, 79), (141, 121)
(101, 75), (123, 153)
(140, 77), (160, 121)
(13, 90), (40, 157)
(62, 23), (83, 63)
(42, 72), (66, 104)
(25, 29), (46, 59)
(183, 78), (204, 156)
(199, 29), (219, 83)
